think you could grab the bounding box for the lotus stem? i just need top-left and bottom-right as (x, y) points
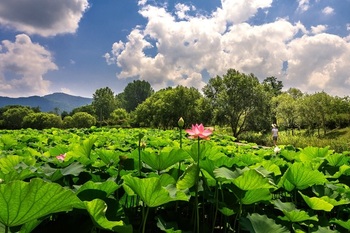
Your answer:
(194, 137), (200, 233)
(141, 206), (150, 233)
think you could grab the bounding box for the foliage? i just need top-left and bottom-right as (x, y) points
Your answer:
(109, 108), (130, 127)
(22, 112), (62, 129)
(1, 106), (34, 129)
(92, 87), (116, 122)
(71, 112), (96, 128)
(119, 80), (154, 112)
(203, 69), (272, 137)
(1, 127), (350, 232)
(134, 86), (208, 128)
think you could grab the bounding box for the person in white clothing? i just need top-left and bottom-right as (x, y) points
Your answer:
(271, 124), (278, 146)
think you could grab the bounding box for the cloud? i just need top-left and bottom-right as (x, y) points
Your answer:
(0, 0), (89, 37)
(322, 6), (334, 15)
(0, 34), (58, 97)
(106, 0), (350, 97)
(311, 25), (327, 34)
(297, 0), (310, 12)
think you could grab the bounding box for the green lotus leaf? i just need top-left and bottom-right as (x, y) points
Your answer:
(67, 136), (97, 164)
(219, 207), (235, 216)
(18, 219), (43, 233)
(299, 192), (334, 212)
(213, 167), (244, 182)
(320, 196), (350, 206)
(76, 180), (119, 200)
(241, 189), (272, 205)
(85, 199), (132, 233)
(330, 219), (350, 230)
(0, 155), (23, 174)
(279, 209), (318, 222)
(0, 178), (83, 227)
(176, 163), (198, 190)
(273, 200), (318, 222)
(326, 153), (348, 167)
(331, 165), (350, 178)
(96, 149), (121, 165)
(0, 135), (17, 150)
(284, 162), (327, 191)
(280, 149), (299, 161)
(241, 213), (289, 233)
(123, 174), (189, 207)
(253, 160), (281, 176)
(233, 169), (275, 191)
(142, 148), (189, 171)
(299, 146), (331, 163)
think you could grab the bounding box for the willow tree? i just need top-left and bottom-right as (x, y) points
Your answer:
(203, 69), (271, 138)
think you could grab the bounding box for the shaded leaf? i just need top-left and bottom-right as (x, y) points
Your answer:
(241, 213), (289, 233)
(85, 199), (132, 233)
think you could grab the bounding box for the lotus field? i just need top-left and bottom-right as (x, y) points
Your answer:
(1, 125), (350, 233)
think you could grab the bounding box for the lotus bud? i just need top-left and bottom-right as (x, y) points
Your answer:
(178, 117), (184, 128)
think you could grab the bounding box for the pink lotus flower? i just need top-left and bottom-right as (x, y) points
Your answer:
(56, 153), (66, 161)
(185, 124), (213, 140)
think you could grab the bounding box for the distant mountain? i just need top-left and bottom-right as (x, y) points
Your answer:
(0, 93), (93, 113)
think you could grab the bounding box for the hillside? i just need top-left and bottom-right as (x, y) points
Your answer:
(0, 93), (92, 113)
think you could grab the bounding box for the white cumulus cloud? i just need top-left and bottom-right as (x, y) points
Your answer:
(105, 0), (350, 97)
(0, 0), (89, 37)
(322, 6), (334, 15)
(0, 34), (58, 97)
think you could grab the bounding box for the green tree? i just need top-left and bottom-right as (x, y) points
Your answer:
(71, 112), (96, 128)
(70, 104), (95, 116)
(109, 108), (130, 127)
(1, 106), (34, 129)
(22, 112), (62, 129)
(92, 87), (116, 122)
(262, 76), (283, 96)
(298, 92), (332, 136)
(134, 86), (205, 128)
(121, 80), (154, 112)
(203, 69), (271, 137)
(272, 93), (300, 134)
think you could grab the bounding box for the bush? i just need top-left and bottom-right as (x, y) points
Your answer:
(22, 112), (62, 129)
(71, 112), (96, 128)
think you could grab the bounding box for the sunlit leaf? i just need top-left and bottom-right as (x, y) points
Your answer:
(123, 174), (189, 207)
(142, 148), (189, 171)
(176, 163), (198, 190)
(299, 192), (334, 212)
(284, 162), (327, 191)
(0, 178), (83, 227)
(233, 169), (275, 191)
(330, 219), (350, 230)
(273, 200), (318, 222)
(241, 189), (272, 204)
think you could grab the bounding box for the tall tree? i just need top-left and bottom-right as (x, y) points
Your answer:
(272, 93), (300, 134)
(92, 87), (116, 122)
(203, 69), (271, 138)
(122, 80), (154, 112)
(262, 76), (283, 96)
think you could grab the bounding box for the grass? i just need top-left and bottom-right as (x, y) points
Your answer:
(221, 126), (350, 153)
(267, 127), (350, 152)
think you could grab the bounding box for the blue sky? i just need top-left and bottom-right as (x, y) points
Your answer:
(1, 0), (350, 98)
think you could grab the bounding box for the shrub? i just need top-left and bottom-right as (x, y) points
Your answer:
(71, 112), (96, 128)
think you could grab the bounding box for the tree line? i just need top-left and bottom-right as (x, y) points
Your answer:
(1, 69), (350, 140)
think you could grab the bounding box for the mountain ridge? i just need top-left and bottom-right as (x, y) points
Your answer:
(0, 92), (93, 113)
